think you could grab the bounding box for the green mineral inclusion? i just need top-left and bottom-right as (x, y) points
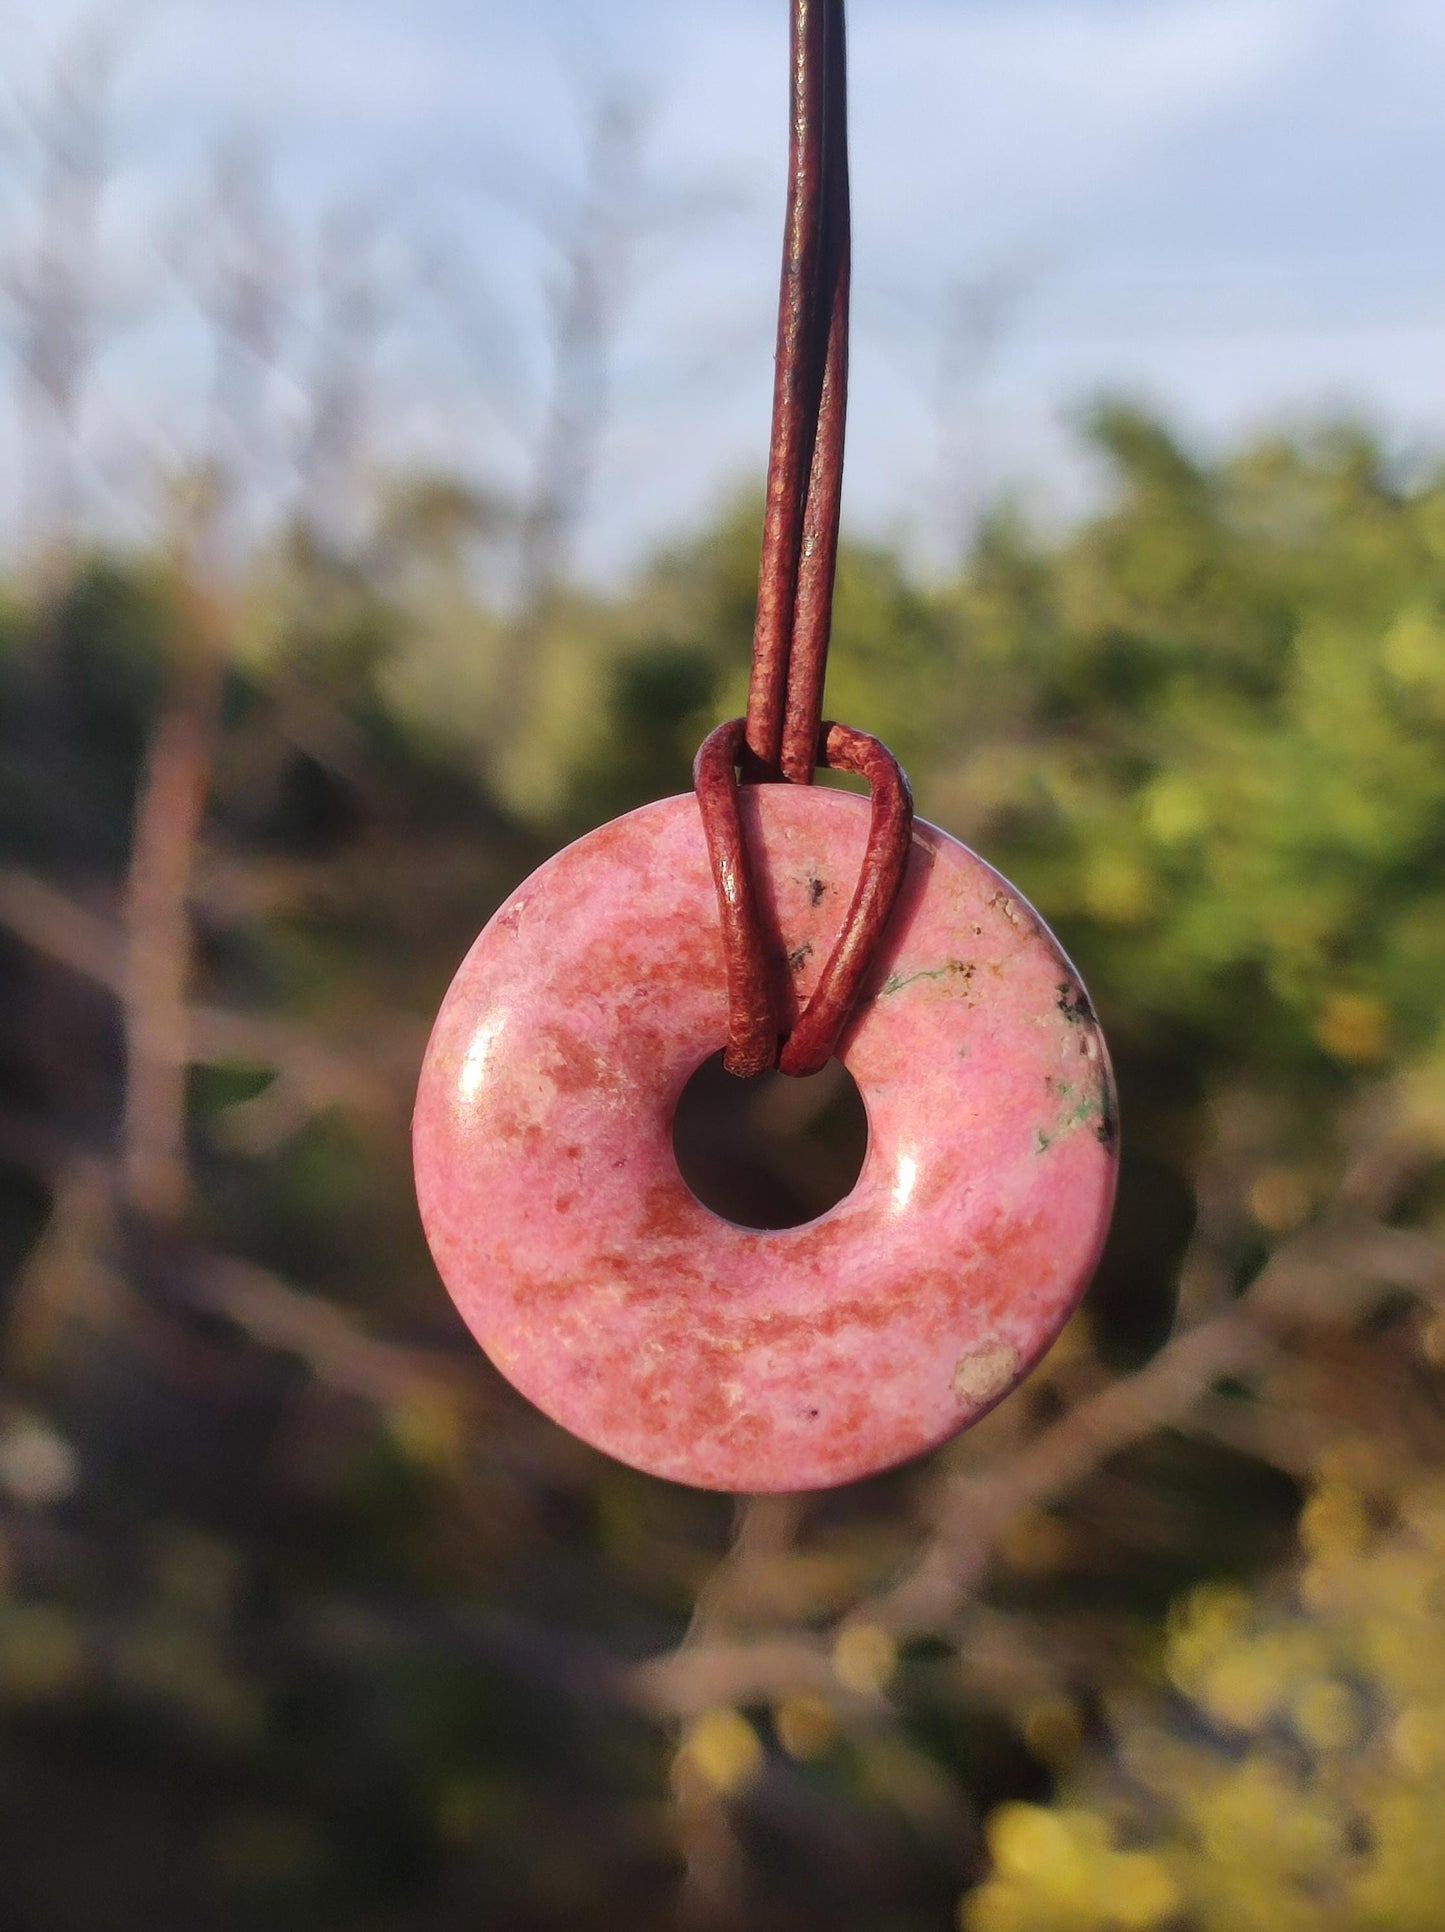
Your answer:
(875, 961), (1113, 1153)
(880, 958), (974, 997)
(1034, 1081), (1107, 1154)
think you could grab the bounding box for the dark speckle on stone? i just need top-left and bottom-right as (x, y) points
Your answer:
(1057, 979), (1095, 1025)
(807, 874), (826, 905)
(1095, 1079), (1120, 1151)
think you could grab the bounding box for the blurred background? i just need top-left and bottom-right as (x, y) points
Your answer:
(2, 1), (1445, 1927)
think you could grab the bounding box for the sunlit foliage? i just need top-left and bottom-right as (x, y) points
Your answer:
(2, 409), (1443, 1927)
(967, 1452), (1445, 1931)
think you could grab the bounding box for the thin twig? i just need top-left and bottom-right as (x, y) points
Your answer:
(119, 571), (223, 1219)
(0, 864), (409, 1124)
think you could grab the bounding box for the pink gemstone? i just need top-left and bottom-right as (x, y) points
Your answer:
(413, 787), (1117, 1492)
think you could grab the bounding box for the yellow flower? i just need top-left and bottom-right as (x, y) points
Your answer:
(1300, 1482), (1371, 1565)
(1247, 1167), (1313, 1234)
(1389, 1705), (1445, 1777)
(1291, 1679), (1362, 1753)
(1110, 1852), (1181, 1928)
(677, 1707), (764, 1796)
(832, 1622), (897, 1695)
(773, 1693), (838, 1760)
(1315, 992), (1390, 1064)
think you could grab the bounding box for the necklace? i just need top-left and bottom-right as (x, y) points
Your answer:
(413, 0), (1117, 1491)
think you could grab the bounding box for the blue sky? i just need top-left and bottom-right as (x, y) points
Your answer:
(9, 0), (1445, 577)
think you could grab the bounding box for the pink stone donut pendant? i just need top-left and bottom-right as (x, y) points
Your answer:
(413, 787), (1117, 1492)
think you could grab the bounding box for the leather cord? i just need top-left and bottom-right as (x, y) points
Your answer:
(694, 0), (914, 1077)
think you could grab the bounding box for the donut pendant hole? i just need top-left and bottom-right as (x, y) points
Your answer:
(671, 1051), (869, 1231)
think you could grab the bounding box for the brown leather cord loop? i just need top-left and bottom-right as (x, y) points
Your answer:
(694, 718), (780, 1078)
(694, 0), (914, 1079)
(696, 719), (915, 1079)
(778, 723), (914, 1076)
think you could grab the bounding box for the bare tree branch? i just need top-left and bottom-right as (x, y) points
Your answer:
(0, 864), (409, 1126)
(119, 550), (224, 1220)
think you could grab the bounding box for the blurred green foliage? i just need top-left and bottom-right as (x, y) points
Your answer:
(1, 408), (1443, 1929)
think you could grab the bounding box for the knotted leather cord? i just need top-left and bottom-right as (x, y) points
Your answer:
(694, 0), (914, 1079)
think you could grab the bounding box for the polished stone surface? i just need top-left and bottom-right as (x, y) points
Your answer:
(414, 787), (1118, 1492)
